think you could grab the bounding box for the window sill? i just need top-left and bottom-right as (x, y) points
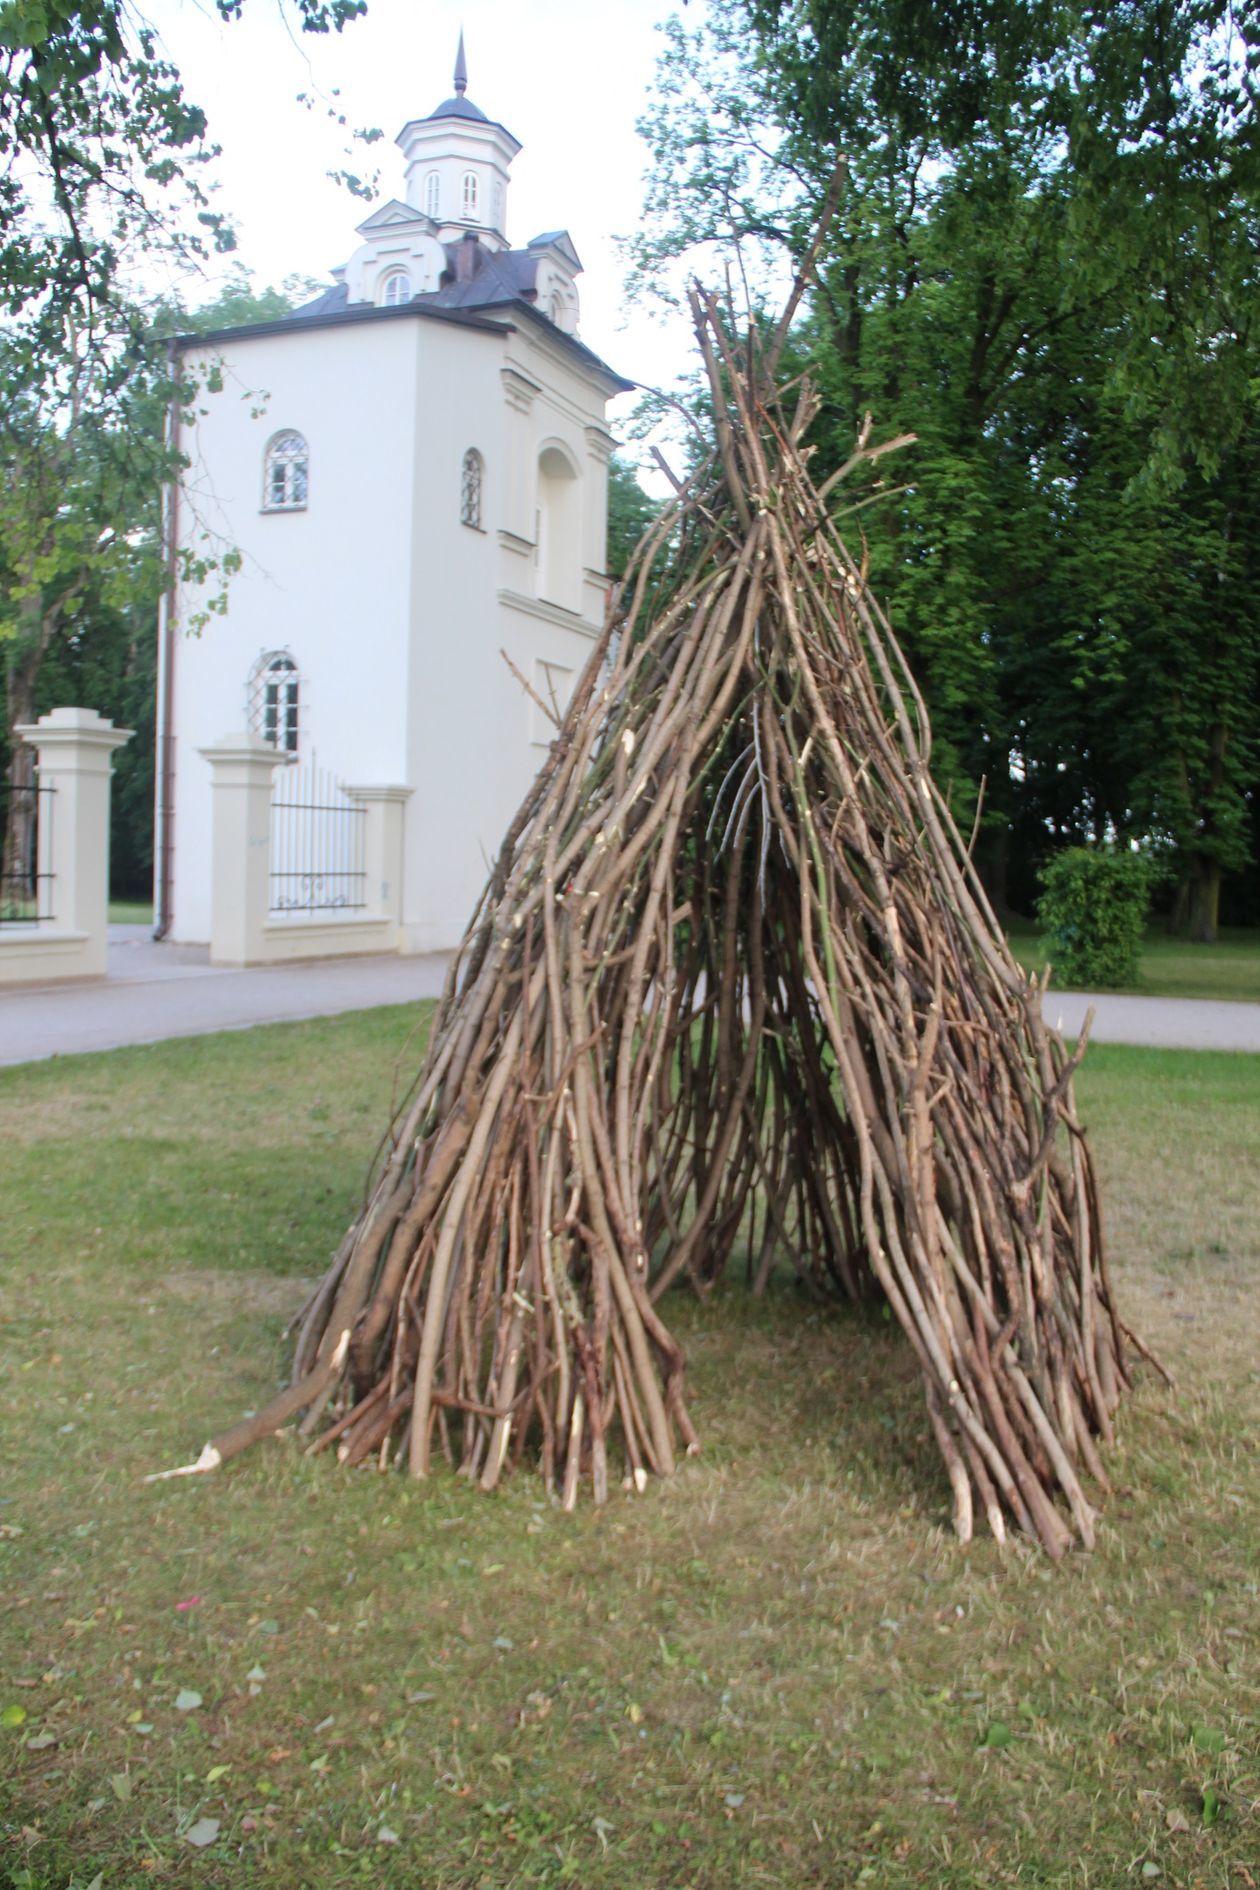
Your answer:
(260, 504), (308, 516)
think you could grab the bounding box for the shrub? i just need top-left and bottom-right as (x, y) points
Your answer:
(1037, 849), (1152, 988)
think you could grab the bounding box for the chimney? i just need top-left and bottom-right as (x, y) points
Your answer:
(455, 232), (481, 283)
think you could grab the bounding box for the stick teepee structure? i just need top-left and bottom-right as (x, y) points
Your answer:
(165, 274), (1139, 1557)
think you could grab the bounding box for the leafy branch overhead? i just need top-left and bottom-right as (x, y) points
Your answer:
(0, 0), (368, 339)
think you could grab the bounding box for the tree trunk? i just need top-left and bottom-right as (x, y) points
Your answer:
(1186, 860), (1222, 944)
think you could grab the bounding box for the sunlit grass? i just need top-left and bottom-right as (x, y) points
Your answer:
(1007, 920), (1260, 1002)
(1, 1013), (1256, 1887)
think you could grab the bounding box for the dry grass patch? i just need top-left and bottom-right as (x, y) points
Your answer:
(1, 1017), (1257, 1889)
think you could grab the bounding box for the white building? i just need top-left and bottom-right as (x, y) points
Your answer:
(158, 38), (629, 956)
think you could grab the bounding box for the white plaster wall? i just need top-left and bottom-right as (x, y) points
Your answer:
(401, 312), (614, 953)
(344, 225), (447, 303)
(170, 320), (418, 942)
(168, 304), (619, 954)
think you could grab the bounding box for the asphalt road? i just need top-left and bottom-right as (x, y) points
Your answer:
(1, 927), (1257, 1068)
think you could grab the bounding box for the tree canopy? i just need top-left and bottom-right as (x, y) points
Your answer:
(630, 0), (1259, 936)
(0, 0), (367, 886)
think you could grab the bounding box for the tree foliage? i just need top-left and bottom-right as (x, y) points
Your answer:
(605, 453), (661, 581)
(0, 272), (309, 892)
(0, 0), (364, 336)
(0, 0), (364, 886)
(630, 0), (1259, 936)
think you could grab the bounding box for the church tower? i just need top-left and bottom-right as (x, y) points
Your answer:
(396, 32), (521, 253)
(332, 36), (583, 332)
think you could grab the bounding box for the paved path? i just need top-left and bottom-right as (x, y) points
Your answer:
(1, 928), (1257, 1068)
(0, 927), (450, 1068)
(1042, 989), (1260, 1053)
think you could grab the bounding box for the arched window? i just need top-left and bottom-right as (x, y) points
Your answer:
(548, 290), (564, 324)
(424, 170), (440, 218)
(262, 431), (308, 512)
(381, 270), (411, 307)
(461, 170), (479, 220)
(248, 651), (301, 755)
(460, 448), (483, 529)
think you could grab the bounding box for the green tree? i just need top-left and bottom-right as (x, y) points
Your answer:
(0, 0), (365, 337)
(606, 453), (661, 581)
(629, 0), (1259, 935)
(0, 273), (311, 897)
(0, 0), (370, 893)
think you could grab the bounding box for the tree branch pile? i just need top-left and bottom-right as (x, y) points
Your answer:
(173, 289), (1135, 1555)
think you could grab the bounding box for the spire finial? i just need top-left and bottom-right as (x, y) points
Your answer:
(453, 28), (467, 96)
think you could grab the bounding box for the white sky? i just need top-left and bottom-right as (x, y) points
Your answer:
(141, 0), (705, 470)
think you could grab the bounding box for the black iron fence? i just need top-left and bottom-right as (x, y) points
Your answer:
(0, 776), (55, 924)
(269, 756), (367, 915)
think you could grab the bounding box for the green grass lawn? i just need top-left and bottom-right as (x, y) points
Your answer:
(1007, 919), (1260, 1003)
(1, 1011), (1257, 1888)
(107, 900), (153, 926)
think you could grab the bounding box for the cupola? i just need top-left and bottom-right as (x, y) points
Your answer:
(395, 33), (521, 255)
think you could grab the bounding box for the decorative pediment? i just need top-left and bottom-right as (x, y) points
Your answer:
(356, 199), (432, 236)
(526, 230), (582, 274)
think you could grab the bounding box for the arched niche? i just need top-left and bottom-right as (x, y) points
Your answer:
(535, 441), (581, 613)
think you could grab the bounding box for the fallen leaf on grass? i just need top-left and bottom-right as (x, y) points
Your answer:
(204, 1764), (230, 1784)
(174, 1689), (202, 1712)
(1, 1705), (27, 1729)
(184, 1817), (220, 1848)
(377, 1826), (399, 1845)
(24, 1733), (56, 1751)
(174, 1596), (203, 1612)
(1165, 1808), (1190, 1833)
(110, 1773), (132, 1801)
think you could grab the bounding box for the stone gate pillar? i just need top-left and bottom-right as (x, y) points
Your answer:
(199, 734), (285, 966)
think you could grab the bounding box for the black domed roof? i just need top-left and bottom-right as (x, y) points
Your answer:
(427, 93), (489, 122)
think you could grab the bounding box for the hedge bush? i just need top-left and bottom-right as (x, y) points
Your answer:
(1036, 849), (1152, 988)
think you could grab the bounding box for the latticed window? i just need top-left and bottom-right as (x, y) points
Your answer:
(248, 652), (301, 755)
(425, 171), (440, 217)
(460, 448), (483, 529)
(262, 431), (308, 511)
(462, 170), (479, 219)
(381, 270), (411, 307)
